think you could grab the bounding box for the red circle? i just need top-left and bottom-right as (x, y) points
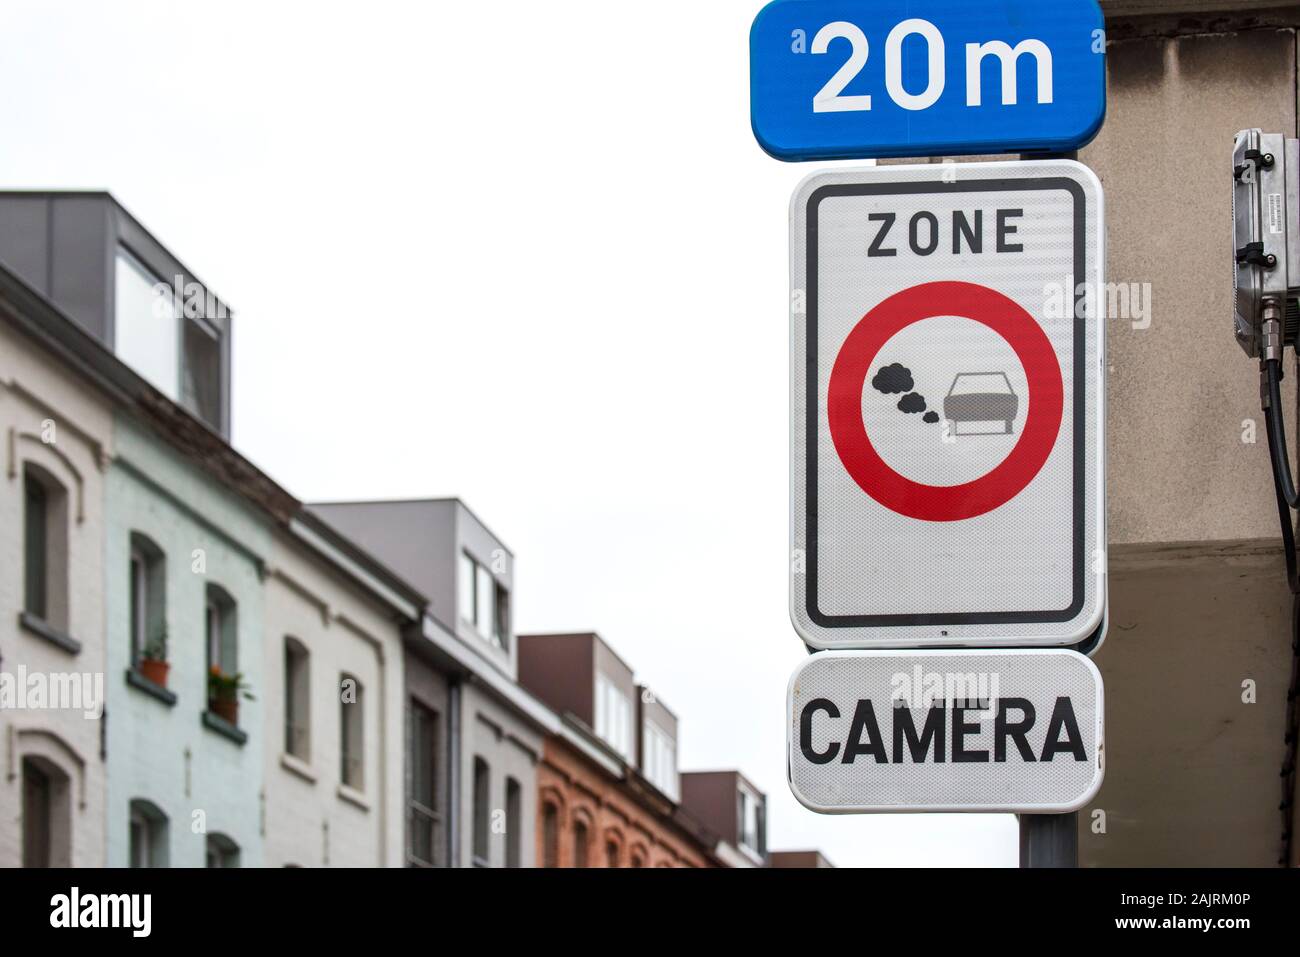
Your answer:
(827, 281), (1063, 523)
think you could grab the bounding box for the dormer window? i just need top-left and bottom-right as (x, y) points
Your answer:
(595, 674), (633, 761)
(114, 244), (225, 431)
(182, 315), (222, 426)
(114, 247), (179, 402)
(737, 787), (765, 857)
(642, 720), (678, 801)
(458, 550), (509, 651)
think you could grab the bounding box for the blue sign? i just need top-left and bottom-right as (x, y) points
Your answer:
(750, 0), (1106, 161)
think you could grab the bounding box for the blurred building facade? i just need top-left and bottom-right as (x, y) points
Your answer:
(0, 276), (113, 867)
(312, 499), (548, 868)
(0, 196), (820, 867)
(520, 633), (717, 867)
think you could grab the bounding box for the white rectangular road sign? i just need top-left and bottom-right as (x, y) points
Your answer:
(791, 160), (1106, 649)
(788, 649), (1104, 814)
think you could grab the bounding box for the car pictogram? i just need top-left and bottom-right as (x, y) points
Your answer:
(944, 372), (1020, 436)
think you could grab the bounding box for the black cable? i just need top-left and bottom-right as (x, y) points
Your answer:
(1265, 359), (1300, 862)
(1264, 357), (1300, 592)
(1269, 443), (1300, 594)
(1266, 357), (1300, 509)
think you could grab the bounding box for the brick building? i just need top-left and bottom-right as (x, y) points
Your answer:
(536, 728), (714, 868)
(520, 632), (721, 867)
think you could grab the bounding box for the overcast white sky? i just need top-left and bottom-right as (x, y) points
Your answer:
(0, 0), (1017, 866)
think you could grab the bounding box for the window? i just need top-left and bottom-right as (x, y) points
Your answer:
(505, 777), (522, 868)
(629, 848), (646, 868)
(115, 246), (225, 431)
(457, 552), (475, 622)
(205, 833), (239, 868)
(494, 581), (510, 648)
(408, 700), (440, 867)
(129, 799), (168, 868)
(475, 564), (493, 640)
(458, 550), (509, 650)
(541, 803), (559, 868)
(572, 819), (589, 868)
(21, 758), (51, 868)
(204, 585), (237, 676)
(472, 758), (490, 867)
(129, 534), (166, 669)
(114, 247), (179, 401)
(284, 638), (310, 760)
(23, 465), (68, 630)
(340, 675), (364, 790)
(21, 756), (70, 868)
(181, 316), (222, 427)
(605, 840), (620, 869)
(23, 473), (46, 619)
(595, 674), (633, 761)
(738, 788), (765, 856)
(642, 720), (679, 801)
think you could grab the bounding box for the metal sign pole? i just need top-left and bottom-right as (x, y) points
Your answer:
(1015, 147), (1081, 870)
(1018, 812), (1078, 868)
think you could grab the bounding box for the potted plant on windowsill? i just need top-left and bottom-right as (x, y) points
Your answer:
(139, 627), (169, 688)
(207, 667), (254, 726)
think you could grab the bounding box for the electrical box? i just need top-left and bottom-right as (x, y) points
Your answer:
(1233, 129), (1300, 357)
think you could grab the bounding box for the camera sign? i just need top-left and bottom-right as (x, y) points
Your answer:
(787, 649), (1104, 813)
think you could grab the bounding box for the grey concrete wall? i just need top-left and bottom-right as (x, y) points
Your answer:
(1081, 27), (1297, 545)
(1080, 542), (1293, 866)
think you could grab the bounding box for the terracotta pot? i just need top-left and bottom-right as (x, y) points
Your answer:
(210, 695), (238, 725)
(139, 658), (169, 688)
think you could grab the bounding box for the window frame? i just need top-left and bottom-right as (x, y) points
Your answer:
(571, 818), (590, 869)
(114, 245), (181, 401)
(21, 757), (52, 868)
(205, 832), (240, 868)
(204, 584), (237, 677)
(284, 637), (311, 761)
(541, 802), (559, 868)
(22, 464), (70, 632)
(642, 720), (679, 801)
(128, 534), (166, 668)
(339, 674), (365, 791)
(407, 699), (441, 868)
(128, 799), (169, 868)
(505, 776), (522, 868)
(458, 550), (510, 651)
(23, 472), (48, 620)
(595, 675), (633, 761)
(471, 757), (490, 867)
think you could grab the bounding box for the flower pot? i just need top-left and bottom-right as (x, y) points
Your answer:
(139, 658), (169, 688)
(210, 695), (238, 726)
